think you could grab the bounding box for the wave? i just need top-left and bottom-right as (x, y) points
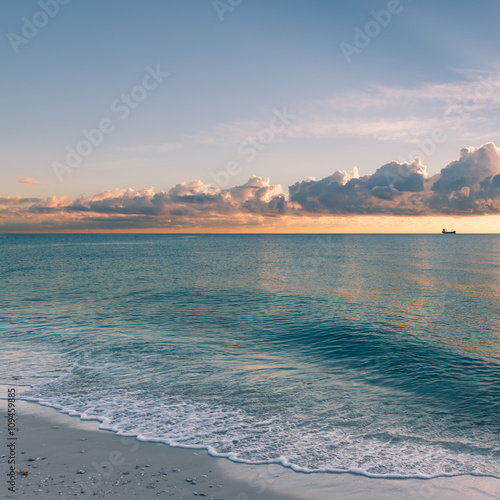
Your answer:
(17, 387), (500, 480)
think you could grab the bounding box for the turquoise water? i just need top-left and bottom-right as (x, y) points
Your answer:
(0, 234), (499, 478)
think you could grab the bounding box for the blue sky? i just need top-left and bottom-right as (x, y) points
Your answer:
(1, 0), (500, 231)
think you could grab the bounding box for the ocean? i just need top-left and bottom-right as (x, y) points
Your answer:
(0, 234), (499, 479)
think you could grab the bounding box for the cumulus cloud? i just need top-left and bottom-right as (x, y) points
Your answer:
(289, 144), (500, 215)
(289, 159), (429, 213)
(0, 196), (41, 205)
(0, 197), (41, 219)
(24, 176), (286, 223)
(429, 142), (500, 213)
(1, 144), (500, 231)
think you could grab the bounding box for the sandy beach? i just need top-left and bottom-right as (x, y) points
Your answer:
(1, 397), (498, 500)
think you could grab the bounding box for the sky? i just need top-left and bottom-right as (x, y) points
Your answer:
(1, 0), (500, 232)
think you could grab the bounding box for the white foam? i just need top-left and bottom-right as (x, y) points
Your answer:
(18, 389), (500, 480)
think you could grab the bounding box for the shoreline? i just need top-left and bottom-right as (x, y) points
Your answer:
(1, 398), (499, 499)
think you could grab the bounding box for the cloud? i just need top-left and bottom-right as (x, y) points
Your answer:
(1, 143), (500, 231)
(25, 176), (286, 222)
(289, 143), (500, 215)
(282, 118), (444, 143)
(323, 76), (500, 112)
(18, 177), (39, 186)
(432, 143), (500, 194)
(180, 71), (500, 146)
(0, 196), (41, 210)
(429, 142), (500, 213)
(289, 158), (430, 214)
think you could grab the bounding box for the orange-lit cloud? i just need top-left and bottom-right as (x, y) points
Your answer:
(17, 177), (40, 186)
(1, 144), (500, 233)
